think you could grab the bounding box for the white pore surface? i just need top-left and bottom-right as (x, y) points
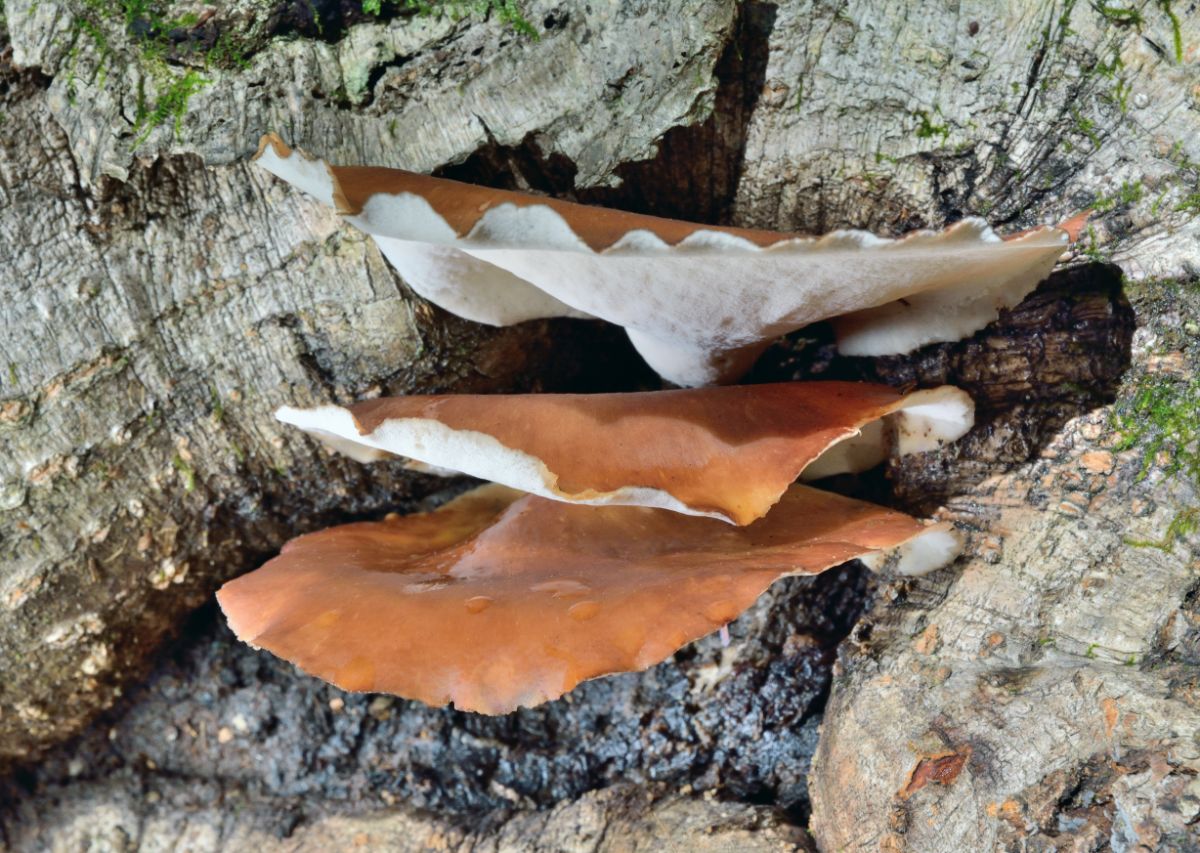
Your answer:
(372, 237), (591, 326)
(800, 419), (888, 481)
(831, 232), (1066, 356)
(452, 222), (1067, 386)
(275, 405), (731, 522)
(623, 329), (767, 388)
(258, 148), (1068, 385)
(801, 385), (974, 481)
(893, 386), (976, 455)
(857, 524), (963, 576)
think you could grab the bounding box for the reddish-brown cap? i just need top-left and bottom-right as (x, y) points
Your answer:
(217, 484), (958, 714)
(254, 132), (794, 252)
(277, 382), (973, 526)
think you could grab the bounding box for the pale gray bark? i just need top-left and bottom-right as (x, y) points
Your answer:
(3, 0), (1200, 849)
(734, 0), (1199, 280)
(733, 4), (1200, 848)
(810, 281), (1200, 850)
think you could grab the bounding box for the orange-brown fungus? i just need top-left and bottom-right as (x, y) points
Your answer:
(254, 132), (1079, 254)
(254, 133), (793, 252)
(337, 381), (952, 526)
(217, 483), (946, 714)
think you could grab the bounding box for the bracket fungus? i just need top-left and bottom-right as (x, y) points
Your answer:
(276, 381), (973, 525)
(217, 483), (959, 714)
(255, 133), (1076, 386)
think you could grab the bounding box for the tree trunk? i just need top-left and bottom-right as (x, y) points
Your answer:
(2, 0), (1198, 849)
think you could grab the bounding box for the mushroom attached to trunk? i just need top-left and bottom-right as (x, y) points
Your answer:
(254, 133), (1075, 386)
(276, 382), (973, 526)
(217, 483), (959, 714)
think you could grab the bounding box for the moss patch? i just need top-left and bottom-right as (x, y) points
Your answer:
(66, 0), (216, 141)
(1112, 374), (1200, 484)
(1126, 507), (1200, 552)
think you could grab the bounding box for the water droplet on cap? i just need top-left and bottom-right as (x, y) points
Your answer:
(568, 600), (601, 621)
(465, 595), (493, 614)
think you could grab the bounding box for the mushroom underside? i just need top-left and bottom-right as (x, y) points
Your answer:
(254, 134), (1069, 385)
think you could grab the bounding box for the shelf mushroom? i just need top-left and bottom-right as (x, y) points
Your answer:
(254, 133), (1077, 386)
(276, 381), (973, 525)
(217, 482), (959, 714)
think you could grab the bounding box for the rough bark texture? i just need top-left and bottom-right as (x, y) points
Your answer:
(2, 779), (809, 852)
(2, 0), (1199, 849)
(810, 277), (1200, 852)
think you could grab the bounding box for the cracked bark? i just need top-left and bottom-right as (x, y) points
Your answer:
(2, 0), (1200, 850)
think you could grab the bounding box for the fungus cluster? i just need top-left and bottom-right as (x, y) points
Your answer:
(219, 134), (1076, 713)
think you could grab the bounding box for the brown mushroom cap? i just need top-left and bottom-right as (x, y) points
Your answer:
(253, 133), (1074, 385)
(277, 382), (973, 526)
(255, 132), (797, 253)
(217, 483), (957, 714)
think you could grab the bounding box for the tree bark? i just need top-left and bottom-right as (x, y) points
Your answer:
(2, 0), (1199, 849)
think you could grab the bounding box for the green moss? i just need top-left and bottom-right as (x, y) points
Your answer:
(66, 0), (215, 141)
(171, 453), (196, 492)
(1092, 179), (1144, 212)
(133, 69), (208, 144)
(1072, 109), (1102, 149)
(913, 109), (950, 143)
(1112, 374), (1200, 487)
(1175, 193), (1200, 214)
(1094, 4), (1145, 26)
(1168, 140), (1200, 175)
(1081, 223), (1108, 263)
(209, 385), (225, 423)
(64, 17), (111, 103)
(1126, 508), (1200, 552)
(1158, 0), (1184, 62)
(205, 33), (251, 70)
(1093, 49), (1123, 79)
